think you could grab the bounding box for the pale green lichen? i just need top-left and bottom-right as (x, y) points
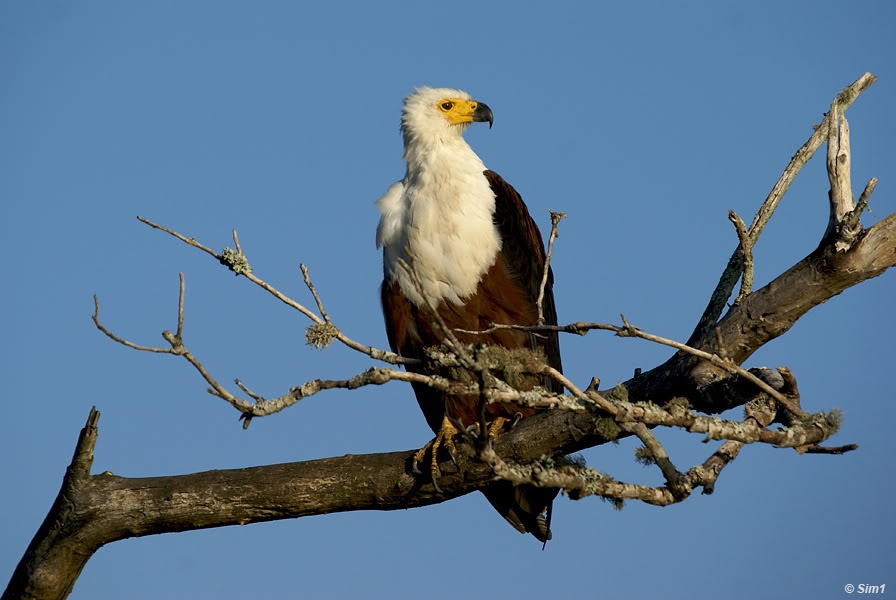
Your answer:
(220, 247), (251, 275)
(824, 408), (843, 434)
(601, 496), (626, 511)
(594, 416), (622, 441)
(604, 384), (629, 403)
(424, 343), (549, 390)
(666, 396), (691, 414)
(634, 446), (656, 466)
(305, 322), (338, 349)
(476, 345), (546, 389)
(836, 88), (857, 106)
(573, 466), (623, 509)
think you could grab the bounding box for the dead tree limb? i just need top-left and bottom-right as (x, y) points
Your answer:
(2, 382), (844, 600)
(686, 72), (876, 346)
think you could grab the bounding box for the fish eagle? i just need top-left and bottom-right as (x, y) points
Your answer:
(376, 87), (563, 542)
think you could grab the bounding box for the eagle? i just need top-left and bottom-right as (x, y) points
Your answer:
(376, 87), (563, 542)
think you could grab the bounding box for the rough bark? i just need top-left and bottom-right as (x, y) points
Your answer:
(2, 406), (613, 600)
(626, 210), (896, 410)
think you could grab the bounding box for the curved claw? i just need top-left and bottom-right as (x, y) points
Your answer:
(445, 443), (458, 467)
(487, 416), (511, 441)
(411, 416), (460, 492)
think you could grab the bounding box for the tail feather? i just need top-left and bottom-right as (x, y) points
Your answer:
(483, 482), (558, 543)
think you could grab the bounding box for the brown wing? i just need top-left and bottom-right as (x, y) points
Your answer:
(481, 170), (563, 543)
(485, 169), (563, 392)
(380, 169), (563, 542)
(380, 250), (547, 427)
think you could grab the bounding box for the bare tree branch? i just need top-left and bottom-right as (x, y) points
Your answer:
(537, 210), (565, 325)
(621, 422), (689, 499)
(728, 210), (753, 303)
(95, 277), (592, 420)
(826, 103), (854, 232)
(460, 314), (806, 417)
(688, 72), (876, 345)
(93, 295), (174, 354)
(300, 263), (331, 324)
(138, 216), (412, 365)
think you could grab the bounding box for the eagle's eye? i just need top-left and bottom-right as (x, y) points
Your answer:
(440, 101), (454, 111)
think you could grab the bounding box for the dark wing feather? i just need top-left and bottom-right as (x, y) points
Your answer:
(379, 170), (564, 543)
(485, 169), (563, 392)
(483, 169), (564, 543)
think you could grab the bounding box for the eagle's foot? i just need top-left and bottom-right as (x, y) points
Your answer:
(487, 416), (511, 440)
(412, 416), (460, 492)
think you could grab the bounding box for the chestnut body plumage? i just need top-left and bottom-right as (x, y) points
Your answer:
(376, 88), (563, 541)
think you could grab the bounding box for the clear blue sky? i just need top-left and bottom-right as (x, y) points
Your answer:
(3, 2), (894, 598)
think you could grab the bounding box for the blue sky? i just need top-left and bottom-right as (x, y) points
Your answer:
(2, 1), (894, 598)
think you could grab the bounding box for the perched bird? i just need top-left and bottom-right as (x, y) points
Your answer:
(376, 87), (563, 542)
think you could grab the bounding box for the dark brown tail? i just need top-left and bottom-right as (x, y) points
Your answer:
(483, 482), (558, 544)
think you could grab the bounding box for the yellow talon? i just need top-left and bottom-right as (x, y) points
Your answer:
(413, 416), (459, 491)
(487, 416), (510, 440)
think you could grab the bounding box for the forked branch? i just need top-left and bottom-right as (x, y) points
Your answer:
(688, 72), (877, 344)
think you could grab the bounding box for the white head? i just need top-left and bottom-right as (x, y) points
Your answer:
(400, 87), (493, 156)
(377, 86), (500, 307)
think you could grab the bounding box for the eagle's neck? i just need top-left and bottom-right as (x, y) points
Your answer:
(377, 134), (501, 307)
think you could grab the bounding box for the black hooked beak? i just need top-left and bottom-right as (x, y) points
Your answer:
(473, 102), (494, 129)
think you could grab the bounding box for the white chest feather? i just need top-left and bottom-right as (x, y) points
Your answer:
(376, 139), (501, 307)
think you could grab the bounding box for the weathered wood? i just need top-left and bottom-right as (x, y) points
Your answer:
(1, 404), (614, 600)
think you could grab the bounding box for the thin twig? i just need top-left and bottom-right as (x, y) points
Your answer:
(693, 440), (743, 495)
(137, 216), (413, 366)
(714, 326), (729, 361)
(93, 296), (175, 354)
(842, 177), (877, 236)
(455, 320), (619, 337)
(537, 211), (565, 325)
(855, 178), (877, 217)
(159, 333), (245, 410)
(250, 367), (582, 419)
(232, 229), (243, 255)
(613, 400), (834, 448)
(618, 314), (805, 416)
(175, 273), (185, 339)
(234, 379), (264, 402)
(138, 216), (219, 258)
(95, 274), (264, 419)
(621, 422), (689, 498)
(802, 444), (858, 455)
(461, 313), (805, 417)
(300, 264), (330, 324)
(542, 366), (617, 416)
(728, 210), (753, 303)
